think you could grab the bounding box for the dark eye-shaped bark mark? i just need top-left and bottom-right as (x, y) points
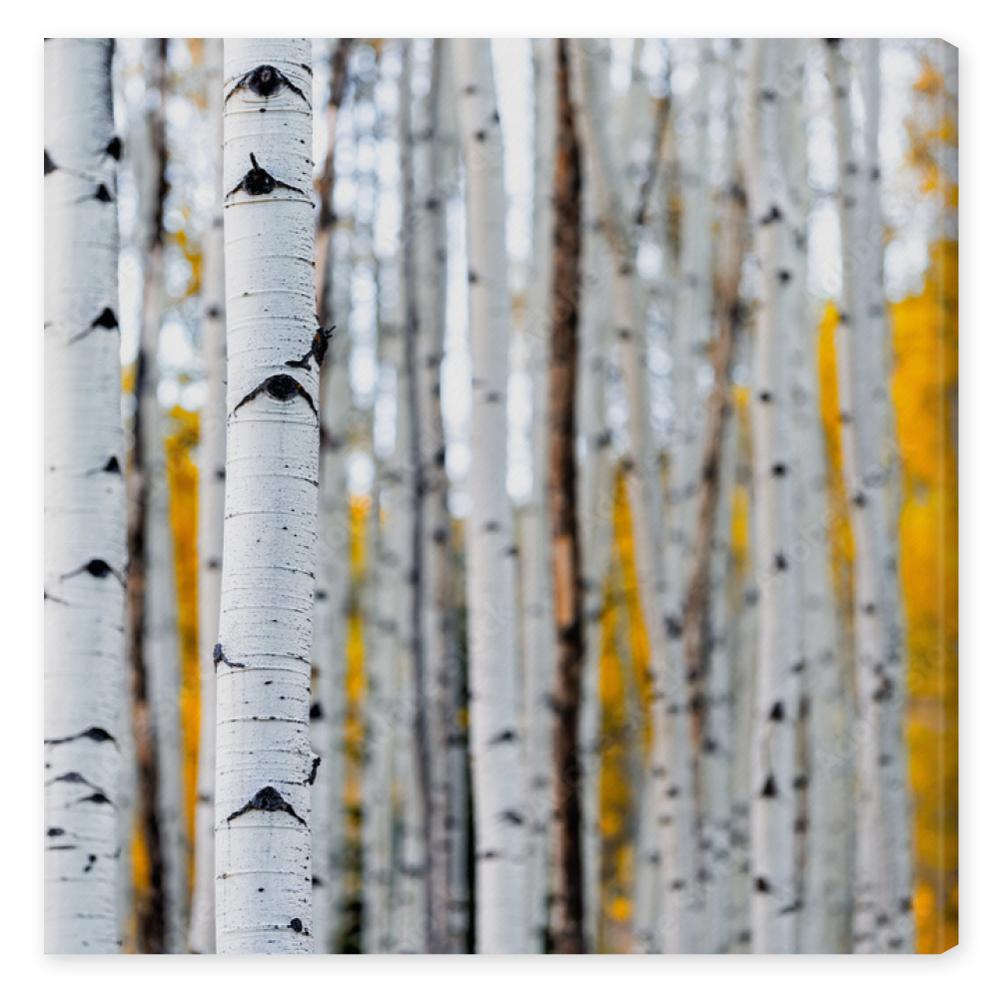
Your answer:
(305, 755), (320, 786)
(68, 307), (118, 344)
(45, 726), (117, 748)
(46, 771), (110, 799)
(289, 917), (309, 935)
(44, 150), (57, 175)
(226, 153), (307, 201)
(213, 643), (248, 670)
(105, 136), (123, 161)
(75, 791), (114, 807)
(225, 65), (310, 106)
(60, 558), (125, 587)
(226, 786), (306, 825)
(286, 326), (333, 371)
(233, 373), (317, 417)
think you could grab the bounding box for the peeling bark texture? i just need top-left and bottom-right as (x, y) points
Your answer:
(216, 38), (318, 955)
(826, 39), (913, 954)
(745, 40), (801, 954)
(522, 36), (557, 954)
(452, 38), (528, 954)
(189, 38), (226, 956)
(311, 36), (355, 954)
(547, 38), (585, 955)
(570, 38), (698, 954)
(45, 37), (125, 955)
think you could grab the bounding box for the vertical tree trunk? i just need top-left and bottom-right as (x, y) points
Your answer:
(311, 36), (354, 954)
(547, 38), (585, 955)
(570, 38), (698, 954)
(745, 38), (801, 954)
(413, 38), (458, 953)
(44, 37), (125, 955)
(215, 38), (318, 955)
(522, 36), (557, 954)
(826, 39), (912, 953)
(126, 38), (184, 953)
(452, 38), (528, 954)
(189, 36), (226, 956)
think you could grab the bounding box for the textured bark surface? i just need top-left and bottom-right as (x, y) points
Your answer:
(453, 38), (528, 954)
(546, 38), (585, 955)
(215, 38), (318, 954)
(44, 37), (125, 955)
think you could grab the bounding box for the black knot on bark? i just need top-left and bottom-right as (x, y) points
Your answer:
(44, 150), (57, 175)
(771, 462), (787, 477)
(773, 552), (788, 571)
(769, 700), (785, 722)
(760, 204), (782, 225)
(244, 153), (275, 195)
(93, 307), (118, 330)
(249, 65), (281, 96)
(105, 136), (123, 161)
(265, 374), (301, 400)
(85, 558), (113, 578)
(760, 774), (778, 798)
(755, 876), (771, 893)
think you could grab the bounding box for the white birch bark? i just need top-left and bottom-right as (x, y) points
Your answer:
(826, 39), (911, 953)
(744, 39), (800, 953)
(570, 38), (698, 954)
(522, 36), (557, 954)
(189, 39), (226, 958)
(215, 38), (318, 954)
(45, 37), (125, 955)
(452, 38), (527, 954)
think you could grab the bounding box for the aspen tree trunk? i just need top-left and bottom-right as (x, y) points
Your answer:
(522, 36), (556, 954)
(311, 36), (354, 953)
(577, 176), (616, 954)
(778, 40), (850, 955)
(45, 37), (125, 955)
(859, 39), (914, 953)
(726, 352), (756, 952)
(189, 37), (226, 956)
(394, 41), (431, 953)
(826, 39), (911, 953)
(745, 39), (800, 953)
(126, 38), (185, 952)
(452, 38), (528, 954)
(412, 38), (458, 953)
(547, 38), (585, 955)
(215, 38), (317, 954)
(687, 57), (747, 948)
(570, 38), (698, 954)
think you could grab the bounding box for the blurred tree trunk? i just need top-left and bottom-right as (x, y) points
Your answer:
(126, 38), (185, 954)
(570, 38), (698, 954)
(189, 37), (226, 956)
(215, 38), (317, 955)
(44, 36), (125, 955)
(453, 38), (528, 954)
(744, 39), (800, 954)
(547, 38), (585, 955)
(522, 36), (556, 955)
(311, 35), (354, 954)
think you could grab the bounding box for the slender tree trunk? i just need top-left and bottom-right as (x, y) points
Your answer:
(44, 37), (125, 955)
(215, 38), (318, 954)
(570, 38), (699, 954)
(744, 39), (801, 954)
(522, 36), (557, 954)
(412, 38), (458, 953)
(311, 36), (354, 954)
(126, 38), (182, 953)
(546, 38), (585, 955)
(826, 39), (912, 953)
(452, 38), (528, 954)
(189, 37), (226, 956)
